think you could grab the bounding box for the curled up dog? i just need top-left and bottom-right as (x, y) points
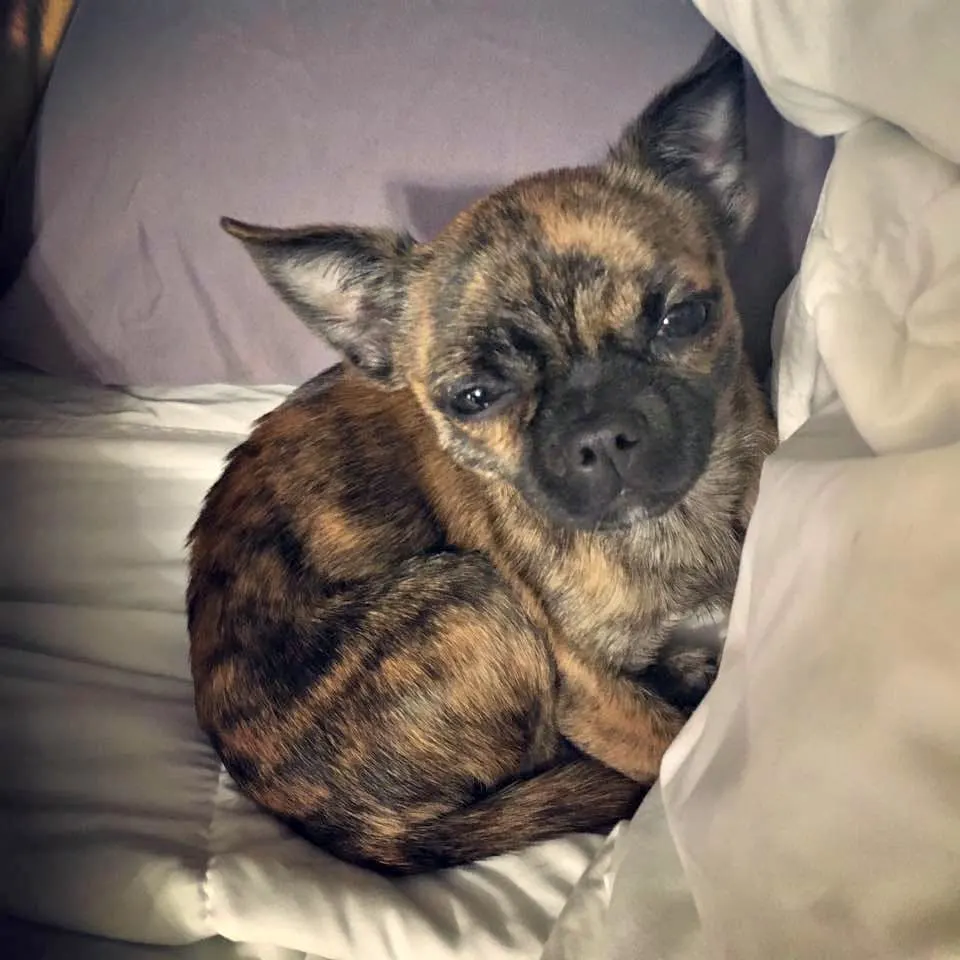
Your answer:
(187, 35), (777, 875)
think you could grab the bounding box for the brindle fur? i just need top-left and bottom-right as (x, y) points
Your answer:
(187, 36), (777, 874)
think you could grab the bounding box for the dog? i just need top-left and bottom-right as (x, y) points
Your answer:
(187, 34), (777, 876)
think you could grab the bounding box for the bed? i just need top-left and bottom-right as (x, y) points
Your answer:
(0, 1), (957, 958)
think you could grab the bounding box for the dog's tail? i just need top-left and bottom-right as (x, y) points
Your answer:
(288, 757), (649, 875)
(396, 757), (648, 874)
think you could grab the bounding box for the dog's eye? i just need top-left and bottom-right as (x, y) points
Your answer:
(658, 300), (712, 340)
(451, 385), (493, 414)
(448, 383), (503, 418)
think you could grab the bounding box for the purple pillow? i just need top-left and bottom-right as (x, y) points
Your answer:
(0, 0), (831, 385)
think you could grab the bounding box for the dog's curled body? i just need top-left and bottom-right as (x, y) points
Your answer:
(188, 36), (777, 874)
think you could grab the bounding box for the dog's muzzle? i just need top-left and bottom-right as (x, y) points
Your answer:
(529, 355), (716, 528)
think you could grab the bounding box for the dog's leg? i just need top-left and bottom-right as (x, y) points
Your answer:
(552, 643), (688, 783)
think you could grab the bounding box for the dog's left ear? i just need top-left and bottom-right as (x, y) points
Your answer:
(608, 33), (755, 241)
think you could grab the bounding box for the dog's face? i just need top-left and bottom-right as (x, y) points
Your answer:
(403, 164), (745, 530)
(225, 38), (764, 530)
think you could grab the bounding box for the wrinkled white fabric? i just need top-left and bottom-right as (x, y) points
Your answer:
(698, 0), (960, 449)
(543, 1), (960, 957)
(0, 369), (601, 958)
(661, 405), (960, 959)
(695, 0), (960, 166)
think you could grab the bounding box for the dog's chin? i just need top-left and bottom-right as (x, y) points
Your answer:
(522, 483), (691, 533)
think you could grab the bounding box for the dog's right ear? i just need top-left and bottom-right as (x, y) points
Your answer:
(221, 218), (418, 386)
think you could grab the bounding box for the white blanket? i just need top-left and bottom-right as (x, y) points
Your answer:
(544, 1), (960, 957)
(0, 371), (603, 959)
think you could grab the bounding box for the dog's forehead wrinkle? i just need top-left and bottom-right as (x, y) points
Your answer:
(411, 157), (736, 395)
(478, 322), (561, 382)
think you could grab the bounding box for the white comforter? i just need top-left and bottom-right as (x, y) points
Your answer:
(544, 1), (960, 957)
(0, 373), (600, 959)
(1, 2), (959, 958)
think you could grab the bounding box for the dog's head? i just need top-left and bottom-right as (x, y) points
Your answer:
(225, 37), (770, 531)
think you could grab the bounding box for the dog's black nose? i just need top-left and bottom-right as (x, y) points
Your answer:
(538, 418), (645, 515)
(567, 421), (640, 480)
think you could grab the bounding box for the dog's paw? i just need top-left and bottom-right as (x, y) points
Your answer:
(666, 645), (719, 689)
(651, 645), (720, 714)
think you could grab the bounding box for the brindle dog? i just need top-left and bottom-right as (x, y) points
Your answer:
(188, 35), (777, 875)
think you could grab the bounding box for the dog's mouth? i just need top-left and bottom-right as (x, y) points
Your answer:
(582, 483), (693, 530)
(610, 485), (687, 521)
(516, 473), (696, 533)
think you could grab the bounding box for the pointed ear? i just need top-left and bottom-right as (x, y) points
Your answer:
(221, 217), (418, 384)
(608, 34), (755, 241)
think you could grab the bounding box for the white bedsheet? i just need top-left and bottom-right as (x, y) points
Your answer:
(543, 1), (960, 957)
(0, 369), (601, 959)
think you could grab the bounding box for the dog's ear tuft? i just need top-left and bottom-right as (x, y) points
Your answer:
(221, 217), (417, 385)
(608, 34), (755, 240)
